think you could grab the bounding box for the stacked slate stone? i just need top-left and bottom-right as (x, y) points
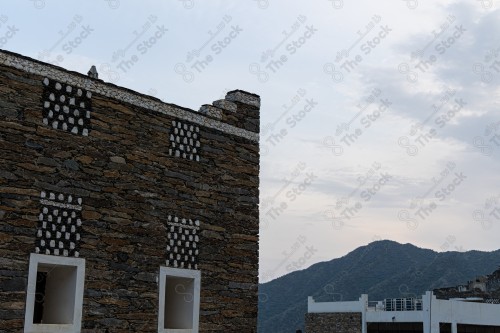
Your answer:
(305, 313), (362, 333)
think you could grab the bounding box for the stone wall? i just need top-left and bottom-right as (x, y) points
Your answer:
(0, 50), (260, 332)
(305, 313), (362, 333)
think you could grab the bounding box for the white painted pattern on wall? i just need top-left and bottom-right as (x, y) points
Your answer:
(169, 120), (201, 161)
(35, 191), (83, 257)
(42, 77), (92, 136)
(166, 215), (200, 270)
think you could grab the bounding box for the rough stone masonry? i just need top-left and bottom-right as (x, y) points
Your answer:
(305, 313), (362, 333)
(0, 49), (260, 332)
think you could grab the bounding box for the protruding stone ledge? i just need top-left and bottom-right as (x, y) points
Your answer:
(213, 90), (260, 134)
(199, 105), (223, 119)
(225, 90), (260, 109)
(212, 99), (237, 113)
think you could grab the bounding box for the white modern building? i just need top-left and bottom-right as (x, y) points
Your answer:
(306, 292), (500, 333)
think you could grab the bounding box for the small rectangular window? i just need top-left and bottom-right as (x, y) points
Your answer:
(158, 267), (201, 333)
(24, 254), (85, 333)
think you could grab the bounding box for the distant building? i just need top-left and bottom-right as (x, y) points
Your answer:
(306, 291), (500, 333)
(434, 267), (500, 302)
(0, 50), (260, 332)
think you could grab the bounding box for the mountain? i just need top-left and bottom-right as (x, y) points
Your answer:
(258, 240), (500, 333)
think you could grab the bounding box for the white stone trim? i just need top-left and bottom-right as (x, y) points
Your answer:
(39, 199), (82, 211)
(24, 253), (85, 333)
(158, 267), (201, 333)
(167, 221), (200, 230)
(0, 51), (259, 142)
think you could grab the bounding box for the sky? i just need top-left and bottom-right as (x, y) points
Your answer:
(2, 0), (500, 283)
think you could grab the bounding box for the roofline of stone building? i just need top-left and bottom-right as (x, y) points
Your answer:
(0, 48), (260, 142)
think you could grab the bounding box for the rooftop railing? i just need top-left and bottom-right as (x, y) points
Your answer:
(367, 298), (423, 311)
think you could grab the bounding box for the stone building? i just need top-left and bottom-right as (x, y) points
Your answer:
(0, 49), (260, 332)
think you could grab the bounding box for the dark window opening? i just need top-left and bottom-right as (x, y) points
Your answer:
(164, 276), (195, 329)
(458, 324), (500, 333)
(440, 322), (452, 333)
(33, 272), (47, 323)
(367, 322), (423, 333)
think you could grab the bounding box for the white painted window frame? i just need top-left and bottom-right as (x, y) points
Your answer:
(158, 266), (201, 333)
(24, 253), (85, 333)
